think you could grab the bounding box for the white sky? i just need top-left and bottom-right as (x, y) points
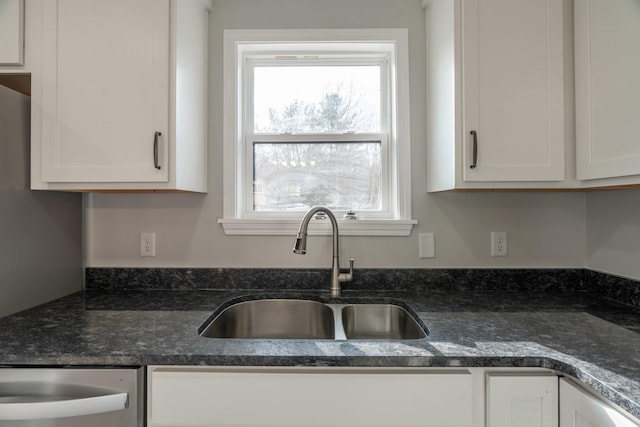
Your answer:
(253, 65), (381, 132)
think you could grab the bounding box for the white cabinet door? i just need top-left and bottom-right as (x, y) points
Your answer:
(560, 379), (640, 427)
(40, 0), (170, 183)
(487, 374), (558, 427)
(426, 0), (568, 191)
(0, 0), (24, 65)
(575, 0), (640, 181)
(462, 0), (565, 182)
(148, 367), (474, 427)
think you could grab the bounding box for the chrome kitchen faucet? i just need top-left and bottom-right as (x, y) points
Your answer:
(293, 207), (354, 297)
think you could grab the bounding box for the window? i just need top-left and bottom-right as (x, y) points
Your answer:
(219, 29), (416, 236)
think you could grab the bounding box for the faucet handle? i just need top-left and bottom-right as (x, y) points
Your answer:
(339, 258), (355, 283)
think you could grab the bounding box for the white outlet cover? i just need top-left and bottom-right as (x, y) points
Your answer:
(491, 231), (507, 257)
(140, 232), (156, 257)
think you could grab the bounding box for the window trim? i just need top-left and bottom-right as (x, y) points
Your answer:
(219, 29), (416, 236)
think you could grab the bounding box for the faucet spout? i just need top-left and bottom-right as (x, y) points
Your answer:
(292, 206), (354, 297)
(293, 234), (307, 254)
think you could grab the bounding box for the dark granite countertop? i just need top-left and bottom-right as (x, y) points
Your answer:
(1, 289), (639, 420)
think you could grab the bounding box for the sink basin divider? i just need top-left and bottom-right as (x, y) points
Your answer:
(327, 304), (348, 341)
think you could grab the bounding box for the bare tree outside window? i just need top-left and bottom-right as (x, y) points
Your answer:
(254, 141), (381, 211)
(252, 64), (383, 212)
(253, 65), (381, 134)
(262, 84), (376, 134)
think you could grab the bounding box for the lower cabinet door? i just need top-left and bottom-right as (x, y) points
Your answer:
(487, 374), (558, 427)
(560, 378), (640, 427)
(148, 367), (474, 427)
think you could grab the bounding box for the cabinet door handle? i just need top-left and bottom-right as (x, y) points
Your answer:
(153, 131), (162, 170)
(470, 130), (478, 169)
(0, 382), (128, 420)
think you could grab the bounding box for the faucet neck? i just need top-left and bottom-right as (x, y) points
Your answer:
(295, 206), (340, 256)
(293, 206), (353, 297)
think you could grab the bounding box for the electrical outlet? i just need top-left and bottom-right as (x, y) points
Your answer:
(419, 232), (435, 258)
(491, 231), (507, 256)
(140, 232), (156, 257)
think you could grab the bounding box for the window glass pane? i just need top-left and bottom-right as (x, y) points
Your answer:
(253, 142), (382, 212)
(253, 65), (381, 133)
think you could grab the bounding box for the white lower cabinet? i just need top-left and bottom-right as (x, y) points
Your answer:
(147, 366), (474, 427)
(147, 367), (640, 427)
(486, 374), (558, 427)
(560, 378), (640, 427)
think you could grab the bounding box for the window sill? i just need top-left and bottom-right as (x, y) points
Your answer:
(218, 218), (417, 236)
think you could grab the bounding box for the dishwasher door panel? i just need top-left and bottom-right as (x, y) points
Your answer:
(0, 368), (142, 427)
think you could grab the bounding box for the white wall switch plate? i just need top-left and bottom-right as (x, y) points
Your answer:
(419, 232), (435, 258)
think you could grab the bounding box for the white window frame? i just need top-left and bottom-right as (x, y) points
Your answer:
(248, 55), (390, 219)
(218, 29), (416, 236)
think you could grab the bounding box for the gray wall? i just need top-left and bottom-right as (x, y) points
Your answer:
(587, 190), (640, 280)
(0, 85), (82, 317)
(85, 0), (588, 272)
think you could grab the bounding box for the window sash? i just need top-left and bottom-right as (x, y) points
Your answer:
(246, 56), (389, 135)
(241, 54), (393, 218)
(243, 133), (391, 219)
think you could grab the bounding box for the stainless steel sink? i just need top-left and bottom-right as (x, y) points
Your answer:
(200, 298), (428, 340)
(341, 304), (427, 339)
(199, 299), (335, 339)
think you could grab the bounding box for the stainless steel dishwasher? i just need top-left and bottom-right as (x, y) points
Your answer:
(0, 367), (143, 426)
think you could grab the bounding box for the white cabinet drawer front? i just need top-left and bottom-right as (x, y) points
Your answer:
(149, 368), (473, 427)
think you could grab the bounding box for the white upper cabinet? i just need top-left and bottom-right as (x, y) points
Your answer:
(40, 0), (170, 184)
(575, 0), (640, 183)
(426, 0), (570, 191)
(0, 0), (36, 96)
(31, 0), (209, 192)
(0, 0), (24, 66)
(462, 0), (565, 183)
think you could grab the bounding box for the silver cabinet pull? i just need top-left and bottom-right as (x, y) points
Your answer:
(153, 132), (162, 170)
(470, 130), (478, 169)
(0, 382), (128, 420)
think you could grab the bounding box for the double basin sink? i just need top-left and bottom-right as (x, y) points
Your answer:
(199, 298), (428, 340)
